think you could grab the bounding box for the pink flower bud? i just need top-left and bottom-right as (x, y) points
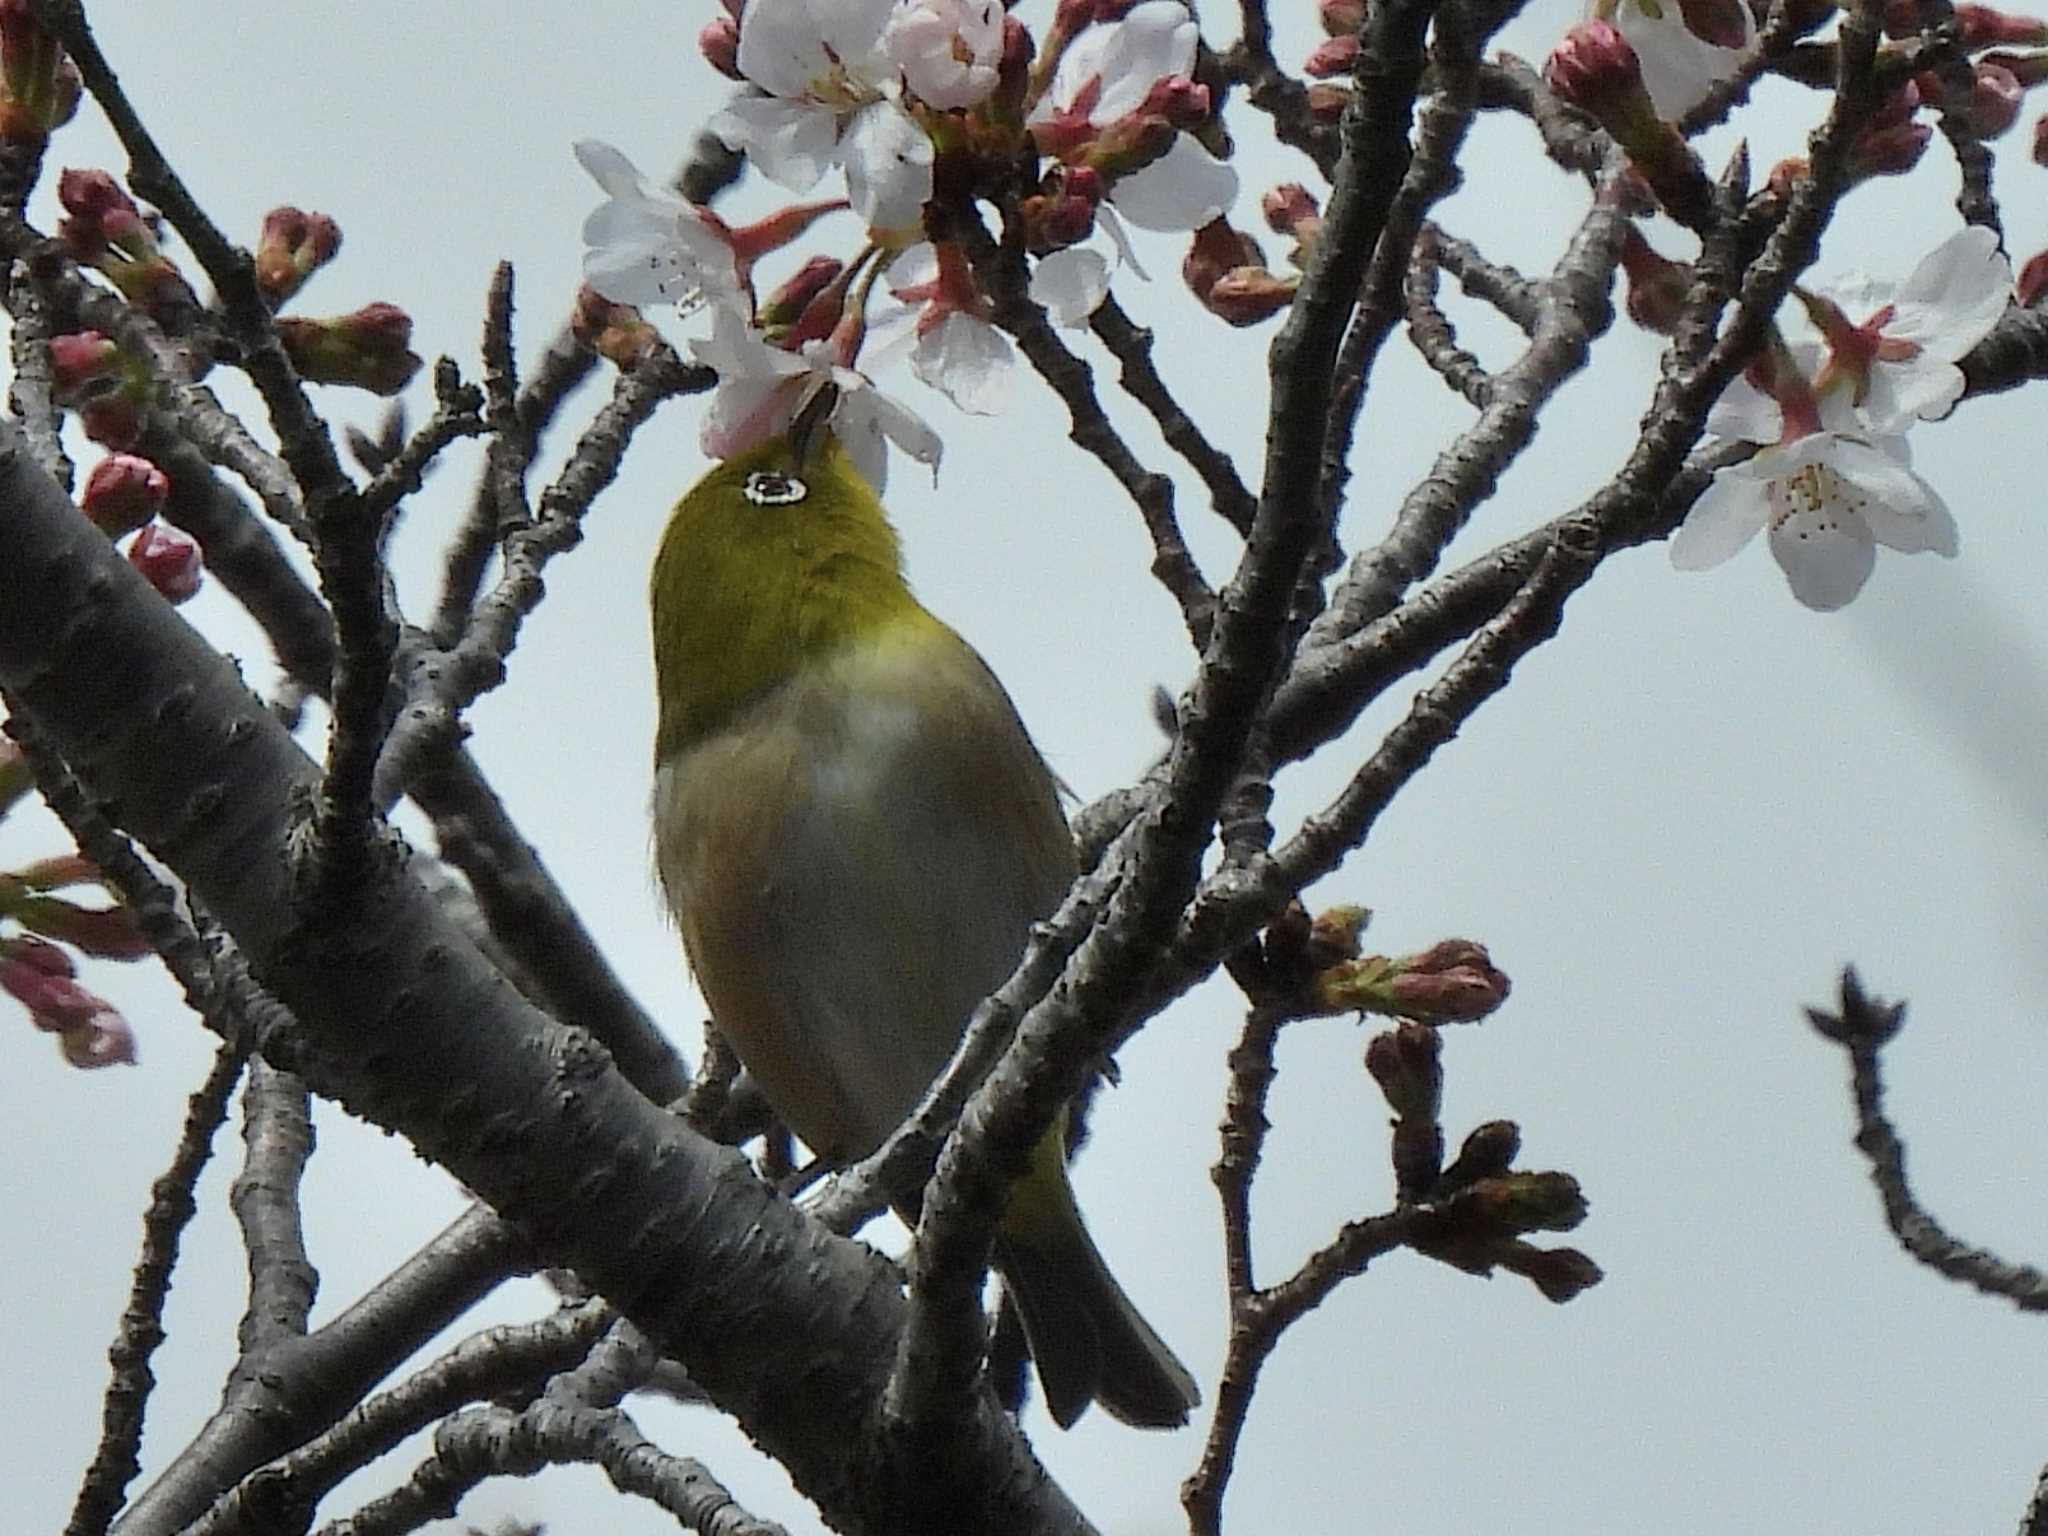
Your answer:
(1545, 21), (1647, 119)
(1202, 266), (1297, 325)
(700, 15), (742, 79)
(1304, 34), (1359, 78)
(759, 254), (845, 333)
(275, 302), (422, 395)
(1364, 1022), (1443, 1120)
(1675, 0), (1750, 49)
(49, 332), (148, 450)
(0, 0), (76, 141)
(1261, 182), (1321, 238)
(1850, 120), (1932, 178)
(126, 523), (203, 605)
(994, 13), (1035, 113)
(570, 284), (660, 369)
(1181, 216), (1262, 300)
(1619, 225), (1692, 334)
(1383, 939), (1511, 1023)
(0, 936), (136, 1067)
(1319, 0), (1365, 36)
(254, 206), (343, 304)
(1970, 61), (2025, 138)
(1306, 82), (1351, 122)
(1955, 2), (2048, 46)
(2016, 248), (2048, 307)
(80, 453), (169, 537)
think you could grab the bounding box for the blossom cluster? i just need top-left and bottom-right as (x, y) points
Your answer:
(1545, 4), (2036, 610)
(578, 0), (1249, 489)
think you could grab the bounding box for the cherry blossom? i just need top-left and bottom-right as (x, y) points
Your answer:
(1672, 348), (1957, 610)
(691, 301), (942, 493)
(711, 0), (933, 234)
(1795, 224), (2013, 431)
(1030, 0), (1238, 234)
(886, 242), (1013, 414)
(883, 0), (1004, 111)
(575, 140), (741, 310)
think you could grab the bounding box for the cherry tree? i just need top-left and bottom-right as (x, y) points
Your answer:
(5, 1), (2048, 1533)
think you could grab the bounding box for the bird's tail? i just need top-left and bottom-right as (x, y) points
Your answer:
(993, 1133), (1200, 1429)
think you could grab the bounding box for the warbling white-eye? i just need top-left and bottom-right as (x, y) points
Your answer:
(649, 404), (1198, 1428)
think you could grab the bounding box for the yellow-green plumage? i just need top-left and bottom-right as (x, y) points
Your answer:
(650, 430), (1197, 1429)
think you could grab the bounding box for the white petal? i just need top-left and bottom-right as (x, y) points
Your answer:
(1091, 2), (1198, 121)
(1670, 468), (1771, 571)
(711, 92), (840, 193)
(885, 241), (940, 294)
(864, 383), (945, 471)
(912, 311), (1013, 414)
(735, 0), (838, 99)
(1703, 370), (1783, 444)
(1767, 502), (1876, 610)
(841, 98), (934, 233)
(1825, 437), (1958, 555)
(1108, 133), (1238, 231)
(1093, 202), (1150, 281)
(690, 302), (811, 383)
(814, 0), (900, 72)
(1888, 224), (2012, 359)
(702, 373), (801, 460)
(573, 139), (648, 198)
(1029, 247), (1110, 326)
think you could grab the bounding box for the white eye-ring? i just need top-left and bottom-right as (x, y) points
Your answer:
(742, 470), (808, 506)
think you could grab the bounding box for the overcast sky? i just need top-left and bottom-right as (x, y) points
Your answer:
(8, 4), (2048, 1534)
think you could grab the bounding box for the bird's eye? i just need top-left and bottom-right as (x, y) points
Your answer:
(742, 470), (808, 507)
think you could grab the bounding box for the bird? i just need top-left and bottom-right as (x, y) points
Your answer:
(648, 402), (1199, 1429)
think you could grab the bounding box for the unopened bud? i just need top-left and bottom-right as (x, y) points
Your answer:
(570, 284), (661, 369)
(700, 14), (742, 79)
(1202, 265), (1297, 325)
(1443, 1119), (1521, 1185)
(1506, 1244), (1604, 1303)
(1460, 1171), (1588, 1234)
(759, 254), (846, 334)
(1261, 182), (1322, 241)
(126, 523), (203, 604)
(993, 13), (1036, 116)
(57, 168), (197, 316)
(1383, 939), (1511, 1023)
(1306, 82), (1351, 122)
(1182, 216), (1262, 303)
(1319, 0), (1365, 35)
(1619, 225), (1692, 334)
(1675, 0), (1750, 49)
(1955, 2), (2048, 46)
(275, 302), (421, 395)
(0, 935), (136, 1067)
(79, 453), (169, 537)
(254, 206), (343, 304)
(49, 331), (149, 450)
(0, 0), (77, 141)
(1304, 34), (1358, 78)
(1364, 1022), (1443, 1121)
(2015, 247), (2048, 306)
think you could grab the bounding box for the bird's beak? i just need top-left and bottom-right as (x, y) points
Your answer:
(790, 383), (839, 469)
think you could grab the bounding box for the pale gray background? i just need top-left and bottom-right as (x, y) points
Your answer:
(6, 4), (2047, 1532)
